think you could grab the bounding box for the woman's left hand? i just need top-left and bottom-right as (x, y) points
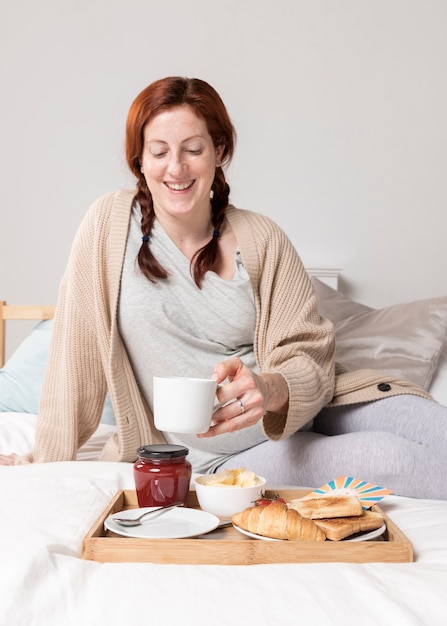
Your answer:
(197, 357), (289, 438)
(0, 453), (18, 466)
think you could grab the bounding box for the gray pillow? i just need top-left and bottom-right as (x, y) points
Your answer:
(312, 278), (447, 390)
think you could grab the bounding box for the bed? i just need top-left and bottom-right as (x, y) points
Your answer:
(1, 279), (447, 626)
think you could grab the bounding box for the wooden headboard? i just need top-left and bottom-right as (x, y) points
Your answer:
(0, 302), (55, 368)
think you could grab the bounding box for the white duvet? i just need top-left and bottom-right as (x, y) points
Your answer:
(1, 413), (447, 626)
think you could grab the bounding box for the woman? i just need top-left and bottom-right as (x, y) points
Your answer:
(2, 77), (446, 499)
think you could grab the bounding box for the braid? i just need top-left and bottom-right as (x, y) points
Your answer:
(191, 167), (230, 287)
(136, 167), (230, 287)
(136, 176), (169, 281)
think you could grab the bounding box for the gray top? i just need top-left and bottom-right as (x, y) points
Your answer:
(118, 202), (267, 473)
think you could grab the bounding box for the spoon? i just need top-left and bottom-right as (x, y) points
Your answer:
(113, 501), (184, 527)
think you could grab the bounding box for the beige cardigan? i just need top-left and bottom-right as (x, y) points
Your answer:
(24, 189), (430, 464)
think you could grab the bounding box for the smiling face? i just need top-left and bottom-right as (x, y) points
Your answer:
(141, 105), (223, 226)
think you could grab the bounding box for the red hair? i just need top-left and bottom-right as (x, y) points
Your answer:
(125, 77), (236, 287)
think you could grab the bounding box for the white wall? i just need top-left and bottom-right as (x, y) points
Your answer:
(1, 0), (447, 354)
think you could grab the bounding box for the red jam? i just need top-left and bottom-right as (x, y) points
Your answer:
(133, 444), (192, 507)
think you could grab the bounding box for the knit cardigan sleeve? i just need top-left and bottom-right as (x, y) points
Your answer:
(23, 197), (111, 462)
(20, 190), (163, 464)
(226, 207), (336, 441)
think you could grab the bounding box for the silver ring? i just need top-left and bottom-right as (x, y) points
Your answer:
(237, 399), (245, 414)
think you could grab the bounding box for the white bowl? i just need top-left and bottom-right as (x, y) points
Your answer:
(194, 475), (267, 518)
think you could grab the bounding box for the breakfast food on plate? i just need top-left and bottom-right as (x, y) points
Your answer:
(232, 501), (326, 541)
(289, 494), (363, 519)
(254, 495), (287, 506)
(313, 510), (384, 541)
(231, 491), (387, 541)
(200, 467), (262, 488)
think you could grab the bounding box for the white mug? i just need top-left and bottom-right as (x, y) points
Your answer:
(153, 376), (218, 434)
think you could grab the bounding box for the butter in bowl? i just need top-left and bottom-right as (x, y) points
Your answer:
(194, 468), (266, 518)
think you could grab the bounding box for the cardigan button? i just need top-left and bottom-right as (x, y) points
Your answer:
(378, 383), (392, 392)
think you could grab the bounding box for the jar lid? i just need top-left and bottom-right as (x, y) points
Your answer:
(137, 444), (189, 459)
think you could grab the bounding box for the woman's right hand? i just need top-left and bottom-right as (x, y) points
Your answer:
(0, 453), (17, 465)
(198, 356), (289, 438)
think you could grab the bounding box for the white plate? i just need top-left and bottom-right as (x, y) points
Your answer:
(105, 507), (220, 539)
(232, 521), (387, 542)
(232, 525), (282, 541)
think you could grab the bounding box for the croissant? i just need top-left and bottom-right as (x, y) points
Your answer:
(232, 502), (326, 541)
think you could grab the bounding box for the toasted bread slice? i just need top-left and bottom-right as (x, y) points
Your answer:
(289, 495), (363, 519)
(313, 510), (384, 541)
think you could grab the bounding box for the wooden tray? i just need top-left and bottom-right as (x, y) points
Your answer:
(82, 489), (413, 564)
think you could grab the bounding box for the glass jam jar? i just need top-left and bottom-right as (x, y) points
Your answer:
(133, 444), (192, 508)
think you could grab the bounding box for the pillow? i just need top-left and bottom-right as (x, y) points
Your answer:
(427, 341), (447, 405)
(0, 320), (116, 424)
(312, 278), (447, 390)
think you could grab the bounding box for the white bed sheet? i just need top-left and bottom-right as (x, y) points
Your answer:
(1, 412), (447, 626)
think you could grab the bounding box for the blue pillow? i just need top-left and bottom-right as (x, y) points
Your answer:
(0, 319), (116, 424)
